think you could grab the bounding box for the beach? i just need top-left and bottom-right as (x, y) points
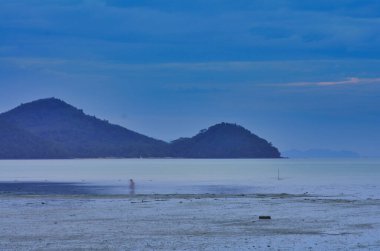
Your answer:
(1, 159), (380, 250)
(1, 191), (380, 250)
(2, 0), (379, 249)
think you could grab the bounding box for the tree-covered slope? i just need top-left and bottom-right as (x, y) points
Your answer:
(0, 98), (169, 158)
(0, 118), (66, 159)
(170, 123), (281, 158)
(0, 99), (281, 159)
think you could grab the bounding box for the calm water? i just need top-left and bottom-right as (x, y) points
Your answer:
(0, 159), (379, 197)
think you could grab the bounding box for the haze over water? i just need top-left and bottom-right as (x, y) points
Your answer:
(1, 159), (379, 198)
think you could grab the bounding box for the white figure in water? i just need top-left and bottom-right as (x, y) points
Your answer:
(129, 179), (135, 195)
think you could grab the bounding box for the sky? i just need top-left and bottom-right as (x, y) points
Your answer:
(0, 0), (380, 156)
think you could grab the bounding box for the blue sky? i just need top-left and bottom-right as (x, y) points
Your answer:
(0, 0), (380, 156)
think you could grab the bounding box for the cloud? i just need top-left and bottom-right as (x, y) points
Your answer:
(290, 0), (380, 18)
(285, 77), (380, 87)
(1, 0), (380, 64)
(2, 56), (380, 89)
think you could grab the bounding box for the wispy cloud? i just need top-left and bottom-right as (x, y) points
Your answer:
(285, 77), (380, 87)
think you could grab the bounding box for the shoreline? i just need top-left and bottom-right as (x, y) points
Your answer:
(1, 192), (379, 250)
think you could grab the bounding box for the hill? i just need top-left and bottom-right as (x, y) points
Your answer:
(170, 123), (281, 158)
(0, 98), (281, 159)
(0, 118), (66, 159)
(0, 98), (169, 158)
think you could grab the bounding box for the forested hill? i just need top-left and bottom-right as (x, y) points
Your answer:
(0, 98), (169, 158)
(170, 123), (281, 158)
(0, 98), (281, 159)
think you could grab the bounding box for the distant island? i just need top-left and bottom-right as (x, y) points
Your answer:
(283, 149), (360, 158)
(0, 98), (281, 159)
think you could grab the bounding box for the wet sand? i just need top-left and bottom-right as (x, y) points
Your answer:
(1, 183), (380, 250)
(0, 182), (101, 195)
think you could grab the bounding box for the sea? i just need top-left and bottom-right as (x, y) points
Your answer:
(0, 158), (379, 198)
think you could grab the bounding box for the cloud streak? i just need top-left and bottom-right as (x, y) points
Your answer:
(285, 77), (380, 87)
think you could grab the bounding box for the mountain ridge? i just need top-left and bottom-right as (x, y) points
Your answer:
(0, 98), (281, 159)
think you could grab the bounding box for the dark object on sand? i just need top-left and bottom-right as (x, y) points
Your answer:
(259, 216), (271, 220)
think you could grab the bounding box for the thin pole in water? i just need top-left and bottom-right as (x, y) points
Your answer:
(277, 168), (280, 180)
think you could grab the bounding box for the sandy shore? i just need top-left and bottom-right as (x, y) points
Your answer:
(1, 192), (380, 250)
